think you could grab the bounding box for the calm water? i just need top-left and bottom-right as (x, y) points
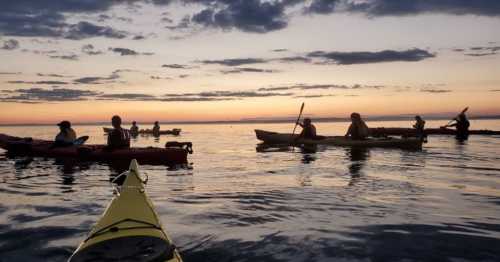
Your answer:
(1, 120), (500, 262)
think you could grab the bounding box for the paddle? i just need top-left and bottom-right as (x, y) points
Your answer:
(291, 103), (305, 149)
(73, 136), (89, 146)
(441, 107), (468, 128)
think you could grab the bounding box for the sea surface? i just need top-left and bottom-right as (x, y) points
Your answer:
(1, 120), (500, 262)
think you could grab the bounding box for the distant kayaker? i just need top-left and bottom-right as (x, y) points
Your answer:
(296, 118), (317, 139)
(152, 121), (160, 137)
(445, 113), (470, 140)
(54, 120), (76, 146)
(345, 113), (369, 140)
(107, 115), (130, 149)
(413, 115), (426, 138)
(130, 121), (139, 137)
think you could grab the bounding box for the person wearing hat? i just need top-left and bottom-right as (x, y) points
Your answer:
(345, 112), (369, 140)
(296, 118), (317, 139)
(54, 120), (77, 146)
(107, 115), (130, 149)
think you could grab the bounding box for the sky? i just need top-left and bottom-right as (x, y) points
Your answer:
(0, 0), (500, 124)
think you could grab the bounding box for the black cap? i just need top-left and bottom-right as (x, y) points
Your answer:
(57, 120), (71, 128)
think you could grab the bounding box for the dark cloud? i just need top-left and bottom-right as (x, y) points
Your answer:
(195, 90), (293, 98)
(48, 54), (79, 60)
(294, 94), (336, 98)
(109, 47), (154, 56)
(97, 93), (157, 101)
(258, 83), (380, 91)
(7, 80), (69, 85)
(0, 72), (21, 75)
(162, 64), (191, 69)
(199, 58), (267, 66)
(489, 89), (500, 92)
(0, 87), (100, 102)
(179, 74), (190, 78)
(37, 73), (71, 78)
(420, 88), (452, 93)
(81, 44), (104, 55)
(307, 48), (435, 65)
(272, 48), (288, 52)
(220, 67), (279, 74)
(64, 21), (127, 40)
(132, 35), (145, 40)
(277, 56), (312, 63)
(1, 39), (20, 50)
(305, 0), (500, 17)
(151, 76), (172, 80)
(465, 52), (498, 57)
(73, 73), (119, 84)
(463, 46), (500, 57)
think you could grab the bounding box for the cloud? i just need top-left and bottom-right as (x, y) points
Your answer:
(420, 88), (452, 93)
(272, 48), (288, 52)
(293, 94), (336, 98)
(162, 64), (191, 69)
(151, 76), (172, 80)
(1, 39), (20, 50)
(108, 47), (154, 56)
(37, 73), (72, 78)
(97, 93), (157, 101)
(73, 73), (119, 84)
(7, 80), (69, 85)
(258, 83), (381, 91)
(489, 89), (500, 92)
(189, 0), (302, 33)
(0, 72), (21, 75)
(64, 21), (127, 40)
(307, 48), (435, 65)
(199, 58), (267, 66)
(48, 54), (79, 60)
(0, 87), (100, 102)
(277, 56), (312, 63)
(220, 67), (279, 74)
(305, 0), (500, 17)
(81, 44), (104, 55)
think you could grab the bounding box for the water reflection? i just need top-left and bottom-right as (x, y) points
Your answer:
(346, 147), (369, 186)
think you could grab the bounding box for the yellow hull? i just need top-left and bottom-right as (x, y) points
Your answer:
(69, 160), (182, 262)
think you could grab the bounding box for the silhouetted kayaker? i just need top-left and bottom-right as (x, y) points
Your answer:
(296, 118), (317, 139)
(107, 115), (130, 149)
(446, 113), (470, 140)
(130, 121), (139, 137)
(413, 115), (426, 138)
(54, 120), (76, 147)
(152, 121), (160, 137)
(345, 113), (369, 140)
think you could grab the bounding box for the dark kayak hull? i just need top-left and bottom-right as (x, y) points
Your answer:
(103, 127), (181, 136)
(255, 129), (423, 149)
(369, 127), (500, 136)
(0, 134), (188, 166)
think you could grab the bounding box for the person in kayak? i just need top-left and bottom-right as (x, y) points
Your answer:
(445, 113), (470, 140)
(413, 115), (426, 139)
(296, 118), (317, 139)
(152, 121), (160, 137)
(345, 113), (370, 140)
(130, 121), (139, 137)
(54, 120), (76, 147)
(107, 115), (130, 149)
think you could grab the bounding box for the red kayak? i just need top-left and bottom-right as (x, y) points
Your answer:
(0, 133), (189, 166)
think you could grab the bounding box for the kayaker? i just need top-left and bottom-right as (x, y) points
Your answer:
(130, 121), (139, 137)
(152, 121), (160, 137)
(107, 115), (130, 149)
(296, 118), (317, 139)
(413, 115), (426, 138)
(446, 113), (470, 140)
(54, 120), (76, 146)
(345, 112), (370, 140)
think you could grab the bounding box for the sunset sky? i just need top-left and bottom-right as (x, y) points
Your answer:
(1, 0), (500, 124)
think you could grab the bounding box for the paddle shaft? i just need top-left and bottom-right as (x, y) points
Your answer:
(292, 103), (305, 136)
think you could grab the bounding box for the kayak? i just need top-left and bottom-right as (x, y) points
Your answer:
(69, 160), (183, 262)
(0, 133), (189, 166)
(103, 128), (182, 136)
(369, 127), (500, 136)
(255, 129), (423, 149)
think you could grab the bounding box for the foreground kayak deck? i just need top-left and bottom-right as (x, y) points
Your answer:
(69, 160), (182, 262)
(369, 127), (500, 136)
(0, 133), (188, 166)
(255, 129), (423, 149)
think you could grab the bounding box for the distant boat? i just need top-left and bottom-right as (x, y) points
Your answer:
(103, 127), (181, 136)
(369, 127), (500, 137)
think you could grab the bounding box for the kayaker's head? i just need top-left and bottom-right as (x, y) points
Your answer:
(458, 113), (467, 121)
(154, 121), (159, 126)
(111, 115), (122, 128)
(350, 112), (361, 122)
(57, 120), (71, 131)
(132, 121), (137, 126)
(415, 115), (422, 121)
(304, 118), (312, 126)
